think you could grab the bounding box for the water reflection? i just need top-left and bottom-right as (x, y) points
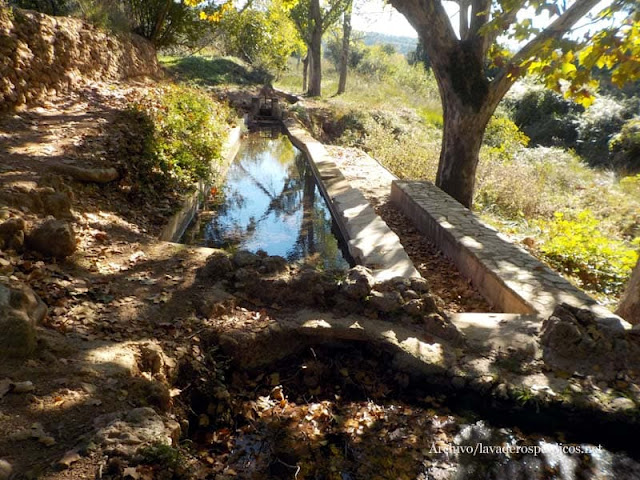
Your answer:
(197, 131), (350, 269)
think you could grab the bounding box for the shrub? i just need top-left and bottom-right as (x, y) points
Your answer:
(574, 96), (634, 168)
(127, 85), (231, 194)
(483, 116), (529, 157)
(534, 210), (639, 295)
(619, 174), (640, 197)
(610, 118), (640, 174)
(509, 89), (583, 148)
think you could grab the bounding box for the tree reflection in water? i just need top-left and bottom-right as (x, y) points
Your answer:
(201, 131), (349, 269)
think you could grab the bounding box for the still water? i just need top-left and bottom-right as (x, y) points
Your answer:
(187, 130), (350, 269)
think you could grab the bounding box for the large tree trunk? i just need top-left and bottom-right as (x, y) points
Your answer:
(432, 41), (497, 208)
(617, 257), (640, 325)
(337, 4), (351, 95)
(308, 0), (323, 97)
(436, 103), (491, 208)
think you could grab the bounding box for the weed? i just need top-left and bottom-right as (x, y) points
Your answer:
(534, 210), (638, 295)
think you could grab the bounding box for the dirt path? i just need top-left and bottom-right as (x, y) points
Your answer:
(0, 80), (223, 477)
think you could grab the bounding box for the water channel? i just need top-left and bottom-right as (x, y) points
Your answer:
(184, 129), (350, 269)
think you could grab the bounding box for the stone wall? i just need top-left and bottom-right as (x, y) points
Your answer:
(0, 6), (160, 110)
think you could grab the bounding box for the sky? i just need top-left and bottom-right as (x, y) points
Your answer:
(351, 0), (615, 42)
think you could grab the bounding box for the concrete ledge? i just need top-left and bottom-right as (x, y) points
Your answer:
(159, 124), (243, 242)
(391, 180), (627, 328)
(283, 118), (419, 281)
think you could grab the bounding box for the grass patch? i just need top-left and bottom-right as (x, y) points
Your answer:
(159, 55), (268, 87)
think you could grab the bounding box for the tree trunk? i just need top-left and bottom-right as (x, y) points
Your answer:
(151, 0), (173, 46)
(436, 102), (492, 208)
(433, 42), (495, 208)
(308, 0), (323, 97)
(302, 54), (309, 93)
(617, 257), (640, 325)
(337, 5), (351, 95)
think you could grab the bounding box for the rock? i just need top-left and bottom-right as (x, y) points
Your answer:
(198, 251), (233, 281)
(138, 343), (176, 380)
(610, 396), (636, 412)
(0, 216), (25, 251)
(51, 164), (120, 183)
(0, 258), (12, 275)
(232, 250), (259, 268)
(12, 381), (34, 393)
(541, 303), (640, 381)
(342, 266), (374, 300)
(596, 316), (632, 332)
(423, 314), (462, 343)
(195, 288), (236, 318)
(0, 284), (47, 357)
(40, 191), (72, 219)
(93, 407), (180, 457)
(420, 294), (440, 314)
(26, 218), (76, 258)
(368, 290), (404, 313)
(0, 459), (12, 480)
(58, 450), (81, 469)
(452, 376), (466, 389)
(402, 299), (423, 317)
(402, 289), (420, 301)
(259, 255), (288, 274)
(410, 277), (431, 294)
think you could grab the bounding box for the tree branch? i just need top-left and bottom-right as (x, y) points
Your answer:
(388, 0), (457, 55)
(510, 0), (602, 68)
(482, 0), (526, 54)
(469, 0), (490, 37)
(459, 0), (470, 40)
(490, 0), (601, 105)
(321, 0), (349, 33)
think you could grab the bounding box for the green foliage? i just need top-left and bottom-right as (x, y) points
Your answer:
(476, 147), (586, 219)
(219, 0), (303, 76)
(610, 118), (640, 173)
(160, 55), (268, 86)
(336, 108), (441, 181)
(139, 443), (189, 477)
(8, 0), (74, 15)
(324, 29), (366, 70)
(483, 116), (529, 157)
(124, 0), (207, 48)
(509, 89), (583, 148)
(534, 210), (639, 294)
(508, 86), (640, 171)
(127, 85), (231, 193)
(619, 174), (640, 197)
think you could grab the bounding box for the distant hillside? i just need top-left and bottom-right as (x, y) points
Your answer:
(360, 32), (418, 56)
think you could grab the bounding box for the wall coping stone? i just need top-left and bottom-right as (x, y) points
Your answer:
(391, 180), (630, 330)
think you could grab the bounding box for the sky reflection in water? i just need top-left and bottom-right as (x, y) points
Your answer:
(203, 131), (349, 269)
